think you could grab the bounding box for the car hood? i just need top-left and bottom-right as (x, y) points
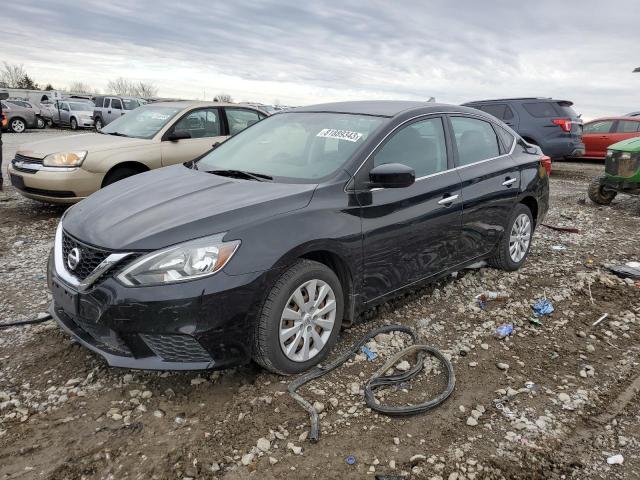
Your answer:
(63, 165), (317, 250)
(610, 136), (640, 153)
(17, 133), (151, 159)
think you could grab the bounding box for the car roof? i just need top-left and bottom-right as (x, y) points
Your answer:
(144, 100), (264, 111)
(291, 101), (471, 118)
(464, 97), (573, 106)
(585, 116), (640, 122)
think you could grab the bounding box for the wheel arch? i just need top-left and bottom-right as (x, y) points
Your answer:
(101, 161), (150, 187)
(268, 244), (357, 325)
(519, 195), (539, 227)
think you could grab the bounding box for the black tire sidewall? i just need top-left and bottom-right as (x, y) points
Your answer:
(95, 118), (103, 130)
(70, 118), (77, 130)
(502, 204), (533, 270)
(259, 262), (344, 374)
(102, 167), (139, 187)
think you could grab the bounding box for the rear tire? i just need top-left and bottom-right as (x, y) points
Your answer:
(36, 117), (46, 129)
(588, 175), (616, 205)
(94, 117), (103, 131)
(253, 259), (344, 375)
(488, 203), (533, 271)
(102, 166), (144, 187)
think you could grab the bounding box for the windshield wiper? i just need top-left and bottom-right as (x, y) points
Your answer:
(107, 131), (129, 137)
(207, 169), (272, 182)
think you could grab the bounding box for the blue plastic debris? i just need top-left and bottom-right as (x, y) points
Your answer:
(532, 298), (554, 317)
(346, 455), (356, 465)
(361, 346), (377, 361)
(494, 323), (514, 339)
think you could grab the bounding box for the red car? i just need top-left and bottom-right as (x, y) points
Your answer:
(582, 117), (640, 159)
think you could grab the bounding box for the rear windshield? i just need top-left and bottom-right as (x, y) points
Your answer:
(523, 101), (577, 118)
(123, 99), (141, 110)
(69, 102), (94, 111)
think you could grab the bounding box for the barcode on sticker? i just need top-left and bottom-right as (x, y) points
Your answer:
(317, 129), (363, 142)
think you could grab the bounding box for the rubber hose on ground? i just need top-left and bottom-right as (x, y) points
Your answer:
(0, 314), (53, 330)
(288, 324), (455, 442)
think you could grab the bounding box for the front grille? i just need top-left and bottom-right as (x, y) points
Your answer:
(14, 153), (43, 164)
(72, 317), (131, 355)
(62, 231), (112, 281)
(140, 334), (211, 363)
(606, 152), (640, 177)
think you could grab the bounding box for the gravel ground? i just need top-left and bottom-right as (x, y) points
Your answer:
(1, 130), (640, 480)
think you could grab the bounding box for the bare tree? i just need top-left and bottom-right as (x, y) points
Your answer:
(0, 62), (29, 88)
(214, 93), (233, 103)
(107, 77), (158, 98)
(134, 81), (158, 98)
(107, 77), (136, 96)
(67, 81), (98, 94)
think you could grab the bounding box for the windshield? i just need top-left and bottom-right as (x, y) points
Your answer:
(101, 105), (182, 139)
(123, 99), (141, 110)
(69, 102), (93, 111)
(196, 112), (384, 182)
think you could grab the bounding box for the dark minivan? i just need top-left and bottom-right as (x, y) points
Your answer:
(462, 97), (584, 160)
(48, 101), (550, 374)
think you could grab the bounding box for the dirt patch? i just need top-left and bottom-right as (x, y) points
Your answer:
(1, 147), (640, 479)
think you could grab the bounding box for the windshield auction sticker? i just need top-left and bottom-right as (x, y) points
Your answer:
(317, 128), (363, 142)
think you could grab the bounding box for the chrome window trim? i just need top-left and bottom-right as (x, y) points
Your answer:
(53, 222), (133, 292)
(355, 111), (517, 192)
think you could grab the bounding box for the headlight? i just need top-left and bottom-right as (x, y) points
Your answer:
(619, 152), (632, 161)
(606, 150), (613, 157)
(116, 234), (240, 286)
(43, 151), (87, 167)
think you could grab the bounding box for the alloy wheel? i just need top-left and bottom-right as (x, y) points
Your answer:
(279, 279), (336, 362)
(11, 119), (25, 133)
(509, 213), (531, 263)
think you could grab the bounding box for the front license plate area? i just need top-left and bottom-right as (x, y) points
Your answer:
(52, 280), (78, 317)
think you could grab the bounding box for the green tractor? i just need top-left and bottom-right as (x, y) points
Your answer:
(588, 137), (640, 205)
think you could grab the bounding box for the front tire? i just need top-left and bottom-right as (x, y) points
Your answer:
(588, 176), (616, 205)
(253, 260), (344, 375)
(488, 203), (533, 271)
(9, 118), (26, 133)
(70, 117), (78, 130)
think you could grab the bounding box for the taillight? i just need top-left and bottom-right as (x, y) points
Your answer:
(552, 118), (572, 132)
(0, 114), (6, 128)
(540, 155), (552, 175)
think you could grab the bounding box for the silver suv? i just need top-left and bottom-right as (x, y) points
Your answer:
(93, 96), (146, 130)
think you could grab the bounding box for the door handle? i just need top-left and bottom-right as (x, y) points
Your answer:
(108, 110), (111, 114)
(438, 194), (459, 206)
(502, 178), (517, 187)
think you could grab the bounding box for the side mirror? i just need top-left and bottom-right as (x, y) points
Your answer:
(368, 163), (415, 189)
(168, 130), (192, 141)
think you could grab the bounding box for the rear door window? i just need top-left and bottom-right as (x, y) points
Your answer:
(225, 108), (263, 135)
(522, 102), (558, 118)
(583, 120), (614, 134)
(94, 97), (104, 108)
(450, 116), (501, 166)
(616, 120), (640, 133)
(477, 104), (514, 121)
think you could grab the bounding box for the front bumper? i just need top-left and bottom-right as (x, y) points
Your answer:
(8, 162), (102, 204)
(49, 240), (273, 370)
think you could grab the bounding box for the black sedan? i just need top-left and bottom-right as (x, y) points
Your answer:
(48, 101), (550, 374)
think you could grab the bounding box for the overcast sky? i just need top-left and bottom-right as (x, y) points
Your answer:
(3, 0), (638, 119)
